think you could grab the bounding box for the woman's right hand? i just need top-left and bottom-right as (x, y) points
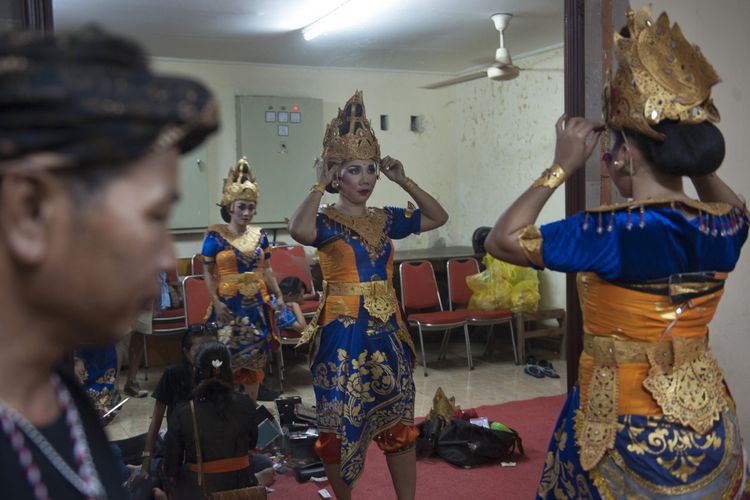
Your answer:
(213, 300), (233, 324)
(553, 114), (603, 175)
(315, 156), (338, 186)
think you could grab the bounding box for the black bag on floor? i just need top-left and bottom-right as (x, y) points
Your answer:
(436, 418), (523, 468)
(416, 417), (448, 459)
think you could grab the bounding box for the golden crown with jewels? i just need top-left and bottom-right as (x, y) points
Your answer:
(322, 90), (381, 163)
(220, 156), (258, 206)
(607, 5), (720, 141)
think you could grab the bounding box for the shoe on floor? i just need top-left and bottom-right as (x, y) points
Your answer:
(123, 380), (149, 398)
(538, 360), (560, 378)
(524, 364), (545, 378)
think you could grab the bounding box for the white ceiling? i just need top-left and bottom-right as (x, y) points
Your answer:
(53, 0), (563, 74)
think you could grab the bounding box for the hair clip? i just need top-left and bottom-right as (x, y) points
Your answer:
(211, 359), (223, 368)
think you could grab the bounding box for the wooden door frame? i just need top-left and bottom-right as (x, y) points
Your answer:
(564, 0), (586, 389)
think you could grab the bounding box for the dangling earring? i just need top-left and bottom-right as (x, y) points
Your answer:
(620, 131), (637, 176)
(613, 160), (632, 176)
(331, 180), (340, 189)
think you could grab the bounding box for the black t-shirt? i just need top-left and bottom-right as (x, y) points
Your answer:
(152, 364), (193, 418)
(165, 393), (260, 494)
(0, 368), (129, 500)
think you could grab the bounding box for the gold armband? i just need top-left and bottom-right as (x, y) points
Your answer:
(401, 177), (417, 191)
(518, 225), (544, 267)
(532, 164), (566, 189)
(310, 182), (326, 194)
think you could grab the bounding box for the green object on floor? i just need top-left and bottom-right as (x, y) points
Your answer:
(490, 421), (512, 433)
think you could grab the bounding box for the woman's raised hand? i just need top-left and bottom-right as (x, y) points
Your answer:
(553, 114), (603, 175)
(380, 155), (406, 183)
(315, 156), (338, 186)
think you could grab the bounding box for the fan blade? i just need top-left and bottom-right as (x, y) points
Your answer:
(518, 68), (563, 72)
(421, 71), (487, 89)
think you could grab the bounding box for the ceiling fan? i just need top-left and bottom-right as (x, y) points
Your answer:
(422, 13), (557, 90)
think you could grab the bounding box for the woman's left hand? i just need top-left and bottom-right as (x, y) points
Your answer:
(380, 156), (407, 184)
(553, 114), (603, 176)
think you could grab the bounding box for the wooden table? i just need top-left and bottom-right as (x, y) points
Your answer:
(393, 246), (478, 265)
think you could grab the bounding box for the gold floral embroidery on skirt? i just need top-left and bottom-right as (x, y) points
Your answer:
(642, 338), (724, 434)
(575, 365), (619, 471)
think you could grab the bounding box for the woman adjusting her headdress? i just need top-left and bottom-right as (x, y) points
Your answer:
(484, 5), (748, 499)
(288, 90), (448, 498)
(201, 156), (282, 402)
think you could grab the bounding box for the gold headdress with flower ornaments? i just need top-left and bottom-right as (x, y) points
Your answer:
(607, 5), (721, 141)
(220, 156), (258, 206)
(322, 90), (381, 163)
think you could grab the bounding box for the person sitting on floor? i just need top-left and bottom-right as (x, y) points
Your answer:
(164, 341), (264, 496)
(141, 323), (218, 477)
(276, 276), (309, 333)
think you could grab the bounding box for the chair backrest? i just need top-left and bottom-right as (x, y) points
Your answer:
(399, 260), (443, 312)
(271, 245), (315, 294)
(191, 254), (204, 276)
(183, 275), (211, 327)
(447, 258), (480, 310)
(165, 267), (180, 284)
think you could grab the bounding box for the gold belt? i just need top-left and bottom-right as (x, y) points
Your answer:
(219, 271), (263, 298)
(326, 280), (398, 324)
(582, 334), (707, 369)
(326, 280), (394, 297)
(577, 334), (724, 472)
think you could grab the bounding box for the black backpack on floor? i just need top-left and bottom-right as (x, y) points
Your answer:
(435, 418), (523, 468)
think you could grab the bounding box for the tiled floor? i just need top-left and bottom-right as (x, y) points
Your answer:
(107, 333), (567, 441)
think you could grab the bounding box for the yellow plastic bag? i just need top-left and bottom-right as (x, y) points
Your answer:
(465, 255), (540, 312)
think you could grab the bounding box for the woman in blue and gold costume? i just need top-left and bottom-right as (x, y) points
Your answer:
(486, 6), (748, 498)
(289, 91), (448, 499)
(202, 158), (281, 401)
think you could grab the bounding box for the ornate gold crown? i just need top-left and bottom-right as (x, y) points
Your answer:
(322, 90), (381, 163)
(607, 5), (720, 141)
(220, 156), (258, 206)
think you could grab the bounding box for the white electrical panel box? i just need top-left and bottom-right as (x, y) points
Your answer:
(236, 95), (324, 227)
(168, 144), (210, 231)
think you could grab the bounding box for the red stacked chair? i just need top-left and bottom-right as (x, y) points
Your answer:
(399, 260), (472, 376)
(447, 258), (517, 364)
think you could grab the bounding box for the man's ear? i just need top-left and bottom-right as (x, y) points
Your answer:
(0, 172), (64, 266)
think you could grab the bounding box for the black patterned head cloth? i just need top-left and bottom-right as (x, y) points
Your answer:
(0, 26), (219, 172)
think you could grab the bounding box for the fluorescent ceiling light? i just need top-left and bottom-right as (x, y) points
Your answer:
(302, 0), (393, 41)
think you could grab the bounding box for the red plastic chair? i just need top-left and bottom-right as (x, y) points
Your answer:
(143, 267), (186, 379)
(399, 260), (472, 376)
(270, 245), (319, 316)
(182, 275), (212, 327)
(447, 258), (517, 364)
(191, 254), (204, 276)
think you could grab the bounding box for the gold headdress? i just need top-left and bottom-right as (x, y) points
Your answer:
(220, 156), (258, 206)
(322, 90), (381, 163)
(607, 5), (720, 141)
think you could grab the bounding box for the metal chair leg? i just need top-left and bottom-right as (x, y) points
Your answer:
(483, 325), (494, 357)
(438, 329), (451, 360)
(418, 324), (428, 376)
(463, 324), (474, 370)
(142, 334), (149, 381)
(508, 320), (519, 365)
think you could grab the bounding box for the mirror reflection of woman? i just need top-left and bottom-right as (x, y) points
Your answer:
(289, 91), (448, 500)
(485, 6), (748, 498)
(201, 158), (282, 401)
